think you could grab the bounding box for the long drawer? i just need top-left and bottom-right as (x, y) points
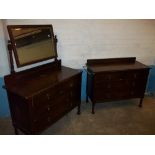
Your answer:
(94, 70), (148, 83)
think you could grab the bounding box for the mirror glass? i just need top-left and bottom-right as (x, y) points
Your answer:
(7, 25), (57, 67)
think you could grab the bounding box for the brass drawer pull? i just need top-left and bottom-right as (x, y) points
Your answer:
(46, 94), (50, 100)
(47, 107), (50, 111)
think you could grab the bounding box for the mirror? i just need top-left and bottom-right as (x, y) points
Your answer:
(7, 25), (57, 67)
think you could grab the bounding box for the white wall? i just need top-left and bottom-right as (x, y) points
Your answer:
(1, 19), (155, 75)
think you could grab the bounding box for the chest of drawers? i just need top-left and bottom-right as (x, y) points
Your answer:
(4, 61), (82, 134)
(86, 57), (150, 114)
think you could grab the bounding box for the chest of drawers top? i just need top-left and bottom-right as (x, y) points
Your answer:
(86, 57), (149, 73)
(4, 60), (81, 99)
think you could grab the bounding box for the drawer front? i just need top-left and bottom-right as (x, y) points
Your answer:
(32, 93), (70, 133)
(94, 80), (132, 91)
(94, 70), (148, 84)
(94, 90), (135, 102)
(94, 71), (133, 83)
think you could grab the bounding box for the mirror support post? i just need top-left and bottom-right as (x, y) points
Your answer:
(8, 41), (15, 74)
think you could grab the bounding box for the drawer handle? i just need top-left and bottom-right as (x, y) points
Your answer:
(134, 74), (137, 78)
(46, 94), (50, 100)
(70, 83), (73, 87)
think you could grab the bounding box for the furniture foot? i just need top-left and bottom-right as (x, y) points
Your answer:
(14, 127), (19, 135)
(86, 95), (89, 103)
(77, 103), (81, 115)
(92, 102), (95, 114)
(139, 98), (143, 107)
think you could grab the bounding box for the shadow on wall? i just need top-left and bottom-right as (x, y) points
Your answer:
(0, 77), (10, 117)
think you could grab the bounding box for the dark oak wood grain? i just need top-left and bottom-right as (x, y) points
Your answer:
(86, 57), (150, 114)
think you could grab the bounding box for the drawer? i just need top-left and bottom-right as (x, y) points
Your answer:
(94, 70), (148, 83)
(94, 72), (132, 83)
(94, 90), (133, 101)
(32, 93), (71, 133)
(94, 80), (131, 91)
(49, 94), (70, 118)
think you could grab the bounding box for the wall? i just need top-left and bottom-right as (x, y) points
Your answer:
(1, 19), (155, 117)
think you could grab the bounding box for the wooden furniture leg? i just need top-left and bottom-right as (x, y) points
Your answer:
(86, 95), (89, 103)
(92, 102), (95, 114)
(77, 103), (81, 115)
(139, 98), (143, 107)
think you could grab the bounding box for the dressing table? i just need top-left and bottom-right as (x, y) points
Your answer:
(4, 25), (82, 134)
(86, 57), (150, 114)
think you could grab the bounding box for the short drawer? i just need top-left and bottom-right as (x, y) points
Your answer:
(33, 88), (55, 109)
